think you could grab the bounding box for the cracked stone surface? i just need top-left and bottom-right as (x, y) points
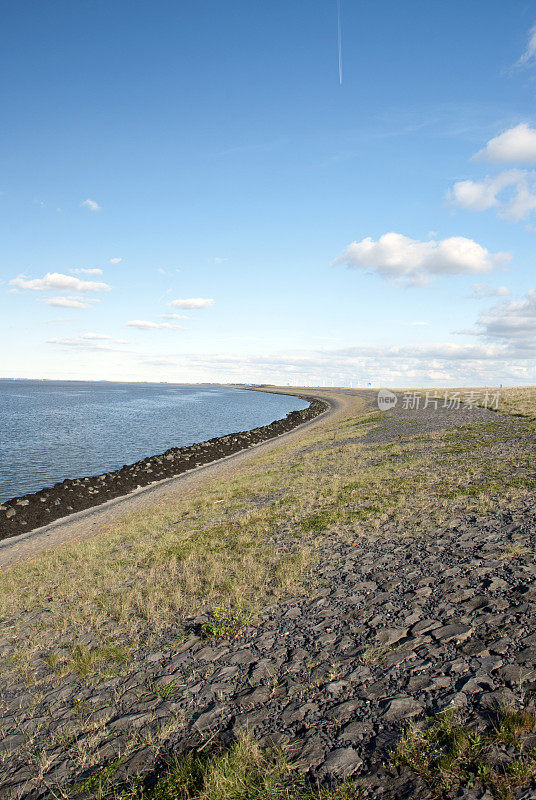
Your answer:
(0, 396), (535, 799)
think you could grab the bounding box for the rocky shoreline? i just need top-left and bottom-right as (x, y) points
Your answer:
(0, 395), (328, 542)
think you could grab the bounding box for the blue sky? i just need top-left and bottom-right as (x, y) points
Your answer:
(2, 0), (536, 386)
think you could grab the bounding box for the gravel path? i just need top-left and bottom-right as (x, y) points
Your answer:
(1, 393), (536, 799)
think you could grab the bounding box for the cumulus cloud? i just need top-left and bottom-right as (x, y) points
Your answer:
(72, 267), (103, 276)
(450, 169), (536, 220)
(450, 172), (518, 211)
(81, 198), (101, 211)
(168, 297), (214, 309)
(161, 313), (189, 320)
(450, 126), (536, 221)
(109, 257), (122, 264)
(333, 232), (509, 286)
(10, 272), (110, 293)
(124, 320), (184, 330)
(38, 296), (96, 309)
(475, 124), (536, 164)
(469, 283), (511, 299)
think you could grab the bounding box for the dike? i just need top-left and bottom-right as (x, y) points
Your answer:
(0, 395), (329, 541)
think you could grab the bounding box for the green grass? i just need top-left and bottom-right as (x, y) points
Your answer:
(151, 680), (187, 700)
(108, 734), (362, 800)
(68, 756), (124, 796)
(45, 642), (132, 679)
(201, 604), (250, 639)
(391, 706), (536, 800)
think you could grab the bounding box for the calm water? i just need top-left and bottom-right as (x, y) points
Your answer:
(0, 381), (308, 502)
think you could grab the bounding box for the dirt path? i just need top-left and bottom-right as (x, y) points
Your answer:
(0, 388), (361, 569)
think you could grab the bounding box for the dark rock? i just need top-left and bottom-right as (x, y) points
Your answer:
(234, 687), (270, 710)
(193, 704), (224, 732)
(432, 623), (473, 644)
(328, 699), (362, 722)
(109, 712), (153, 731)
(317, 746), (363, 779)
(376, 627), (408, 646)
(381, 697), (424, 721)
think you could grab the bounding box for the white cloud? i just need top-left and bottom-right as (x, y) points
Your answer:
(450, 173), (513, 211)
(475, 124), (536, 164)
(168, 297), (215, 309)
(330, 342), (507, 360)
(10, 272), (110, 293)
(72, 267), (103, 276)
(469, 283), (511, 299)
(506, 179), (536, 220)
(81, 198), (101, 212)
(39, 296), (95, 309)
(47, 337), (122, 352)
(516, 25), (536, 68)
(109, 257), (122, 264)
(473, 290), (536, 346)
(161, 313), (189, 320)
(124, 320), (184, 330)
(144, 358), (179, 367)
(146, 343), (536, 388)
(450, 169), (536, 221)
(81, 332), (128, 343)
(450, 179), (495, 212)
(450, 126), (536, 221)
(334, 232), (509, 286)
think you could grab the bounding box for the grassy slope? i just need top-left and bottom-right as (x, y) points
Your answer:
(400, 386), (536, 420)
(1, 388), (536, 798)
(494, 387), (536, 420)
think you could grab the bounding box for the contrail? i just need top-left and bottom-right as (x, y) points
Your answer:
(337, 0), (343, 84)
